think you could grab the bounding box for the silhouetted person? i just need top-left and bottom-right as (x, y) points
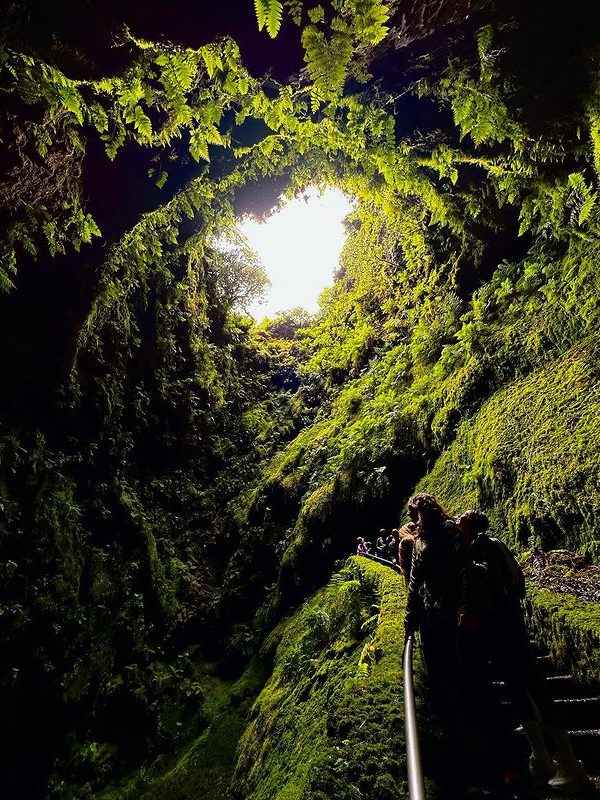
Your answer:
(386, 530), (399, 563)
(356, 537), (371, 555)
(375, 535), (387, 559)
(457, 510), (591, 792)
(404, 493), (479, 790)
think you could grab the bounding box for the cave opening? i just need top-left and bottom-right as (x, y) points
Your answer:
(236, 184), (355, 320)
(3, 1), (600, 798)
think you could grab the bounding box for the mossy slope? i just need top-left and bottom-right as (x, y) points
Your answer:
(419, 335), (600, 558)
(97, 659), (266, 800)
(525, 584), (600, 692)
(230, 557), (413, 800)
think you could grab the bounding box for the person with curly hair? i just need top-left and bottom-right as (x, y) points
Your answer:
(403, 493), (482, 791)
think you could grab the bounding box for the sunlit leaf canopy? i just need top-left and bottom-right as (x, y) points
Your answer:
(0, 1), (452, 291)
(2, 0), (598, 312)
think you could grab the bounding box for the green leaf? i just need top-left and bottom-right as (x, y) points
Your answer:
(308, 5), (324, 24)
(200, 46), (223, 78)
(204, 124), (224, 146)
(284, 0), (303, 25)
(189, 128), (210, 162)
(266, 0), (284, 37)
(254, 0), (268, 30)
(59, 84), (84, 123)
(89, 103), (109, 133)
(133, 106), (153, 141)
(173, 54), (196, 91)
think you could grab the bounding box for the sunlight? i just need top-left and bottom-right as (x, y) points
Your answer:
(239, 186), (355, 320)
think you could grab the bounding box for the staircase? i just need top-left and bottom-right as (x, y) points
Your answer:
(490, 638), (600, 798)
(531, 639), (599, 799)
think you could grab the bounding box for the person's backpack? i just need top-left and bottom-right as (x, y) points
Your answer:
(472, 533), (526, 602)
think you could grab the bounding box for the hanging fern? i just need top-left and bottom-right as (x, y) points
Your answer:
(254, 0), (268, 31)
(284, 0), (303, 25)
(351, 0), (391, 46)
(267, 0), (284, 37)
(302, 25), (353, 106)
(254, 0), (284, 37)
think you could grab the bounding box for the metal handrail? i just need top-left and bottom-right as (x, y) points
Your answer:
(360, 552), (427, 799)
(404, 635), (426, 800)
(363, 552), (400, 569)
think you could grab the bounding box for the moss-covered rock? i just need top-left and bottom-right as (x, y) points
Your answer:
(230, 557), (413, 800)
(524, 583), (600, 692)
(95, 658), (266, 800)
(419, 336), (600, 557)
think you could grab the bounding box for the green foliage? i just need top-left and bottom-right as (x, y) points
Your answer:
(301, 22), (354, 107)
(435, 25), (525, 146)
(94, 658), (266, 800)
(254, 0), (280, 37)
(4, 5), (600, 797)
(420, 336), (600, 554)
(208, 229), (270, 311)
(0, 0), (400, 290)
(525, 584), (600, 691)
(230, 558), (412, 800)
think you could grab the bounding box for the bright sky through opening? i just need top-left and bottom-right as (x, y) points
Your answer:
(239, 186), (354, 320)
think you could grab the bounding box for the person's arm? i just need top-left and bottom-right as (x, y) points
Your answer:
(399, 536), (413, 578)
(404, 541), (424, 638)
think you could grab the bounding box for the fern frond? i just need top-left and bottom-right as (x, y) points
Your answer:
(354, 662), (369, 680)
(343, 0), (391, 46)
(266, 0), (284, 38)
(328, 572), (348, 588)
(578, 190), (597, 226)
(254, 0), (268, 31)
(284, 0), (303, 25)
(476, 24), (493, 58)
(189, 128), (210, 162)
(302, 25), (352, 103)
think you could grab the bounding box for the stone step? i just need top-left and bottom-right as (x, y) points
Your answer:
(551, 697), (600, 731)
(545, 674), (587, 698)
(567, 729), (600, 768)
(491, 674), (581, 697)
(536, 772), (600, 800)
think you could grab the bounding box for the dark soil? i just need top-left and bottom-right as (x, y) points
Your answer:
(523, 549), (600, 604)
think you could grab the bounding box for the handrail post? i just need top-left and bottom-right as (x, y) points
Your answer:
(404, 635), (426, 800)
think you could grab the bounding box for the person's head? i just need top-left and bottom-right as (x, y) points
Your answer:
(379, 528), (386, 536)
(456, 509), (489, 541)
(357, 536), (364, 544)
(391, 528), (399, 537)
(407, 493), (449, 532)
